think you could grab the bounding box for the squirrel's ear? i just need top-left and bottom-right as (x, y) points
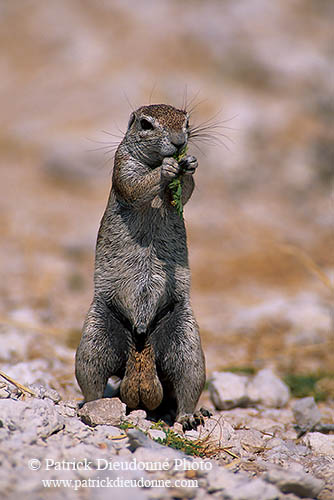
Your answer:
(127, 113), (136, 130)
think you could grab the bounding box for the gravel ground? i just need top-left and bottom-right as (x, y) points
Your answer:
(0, 327), (333, 500)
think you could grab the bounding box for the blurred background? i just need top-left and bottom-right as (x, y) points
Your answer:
(0, 0), (333, 398)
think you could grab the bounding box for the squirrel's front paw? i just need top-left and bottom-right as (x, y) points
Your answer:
(161, 157), (180, 180)
(179, 155), (198, 175)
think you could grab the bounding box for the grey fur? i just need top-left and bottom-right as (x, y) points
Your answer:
(75, 104), (206, 423)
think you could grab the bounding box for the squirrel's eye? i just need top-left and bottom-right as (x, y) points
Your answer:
(140, 118), (154, 131)
(186, 119), (190, 129)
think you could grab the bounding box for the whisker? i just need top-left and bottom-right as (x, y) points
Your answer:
(190, 133), (231, 151)
(190, 130), (235, 145)
(182, 84), (188, 112)
(186, 106), (238, 154)
(101, 130), (124, 140)
(187, 98), (208, 117)
(84, 136), (120, 154)
(103, 148), (119, 155)
(190, 119), (221, 133)
(123, 91), (135, 112)
(190, 108), (238, 129)
(149, 82), (157, 105)
(190, 122), (236, 133)
(86, 145), (118, 154)
(88, 139), (118, 145)
(188, 139), (206, 156)
(185, 89), (202, 114)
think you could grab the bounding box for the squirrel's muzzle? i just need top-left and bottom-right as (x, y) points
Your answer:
(170, 131), (187, 153)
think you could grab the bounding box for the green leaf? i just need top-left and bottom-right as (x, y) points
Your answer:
(169, 145), (188, 219)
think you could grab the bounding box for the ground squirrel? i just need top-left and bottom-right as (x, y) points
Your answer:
(75, 104), (206, 429)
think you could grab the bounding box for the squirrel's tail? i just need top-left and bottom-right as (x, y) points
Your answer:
(120, 341), (163, 411)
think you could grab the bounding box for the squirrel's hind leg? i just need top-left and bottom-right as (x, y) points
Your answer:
(75, 299), (127, 403)
(154, 304), (206, 426)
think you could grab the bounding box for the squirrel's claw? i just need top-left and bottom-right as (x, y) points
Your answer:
(178, 406), (212, 432)
(179, 155), (198, 175)
(161, 157), (180, 180)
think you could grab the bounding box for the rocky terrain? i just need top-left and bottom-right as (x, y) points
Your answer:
(0, 326), (333, 499)
(0, 1), (333, 499)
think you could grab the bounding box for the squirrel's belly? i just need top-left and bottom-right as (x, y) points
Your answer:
(116, 253), (168, 328)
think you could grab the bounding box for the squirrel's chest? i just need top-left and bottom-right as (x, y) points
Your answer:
(112, 206), (187, 260)
(119, 238), (168, 284)
(100, 208), (188, 287)
(114, 242), (168, 311)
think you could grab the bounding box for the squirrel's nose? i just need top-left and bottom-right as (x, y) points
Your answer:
(171, 132), (186, 152)
(174, 141), (186, 152)
(171, 140), (187, 154)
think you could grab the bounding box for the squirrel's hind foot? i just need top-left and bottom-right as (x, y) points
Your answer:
(178, 407), (212, 432)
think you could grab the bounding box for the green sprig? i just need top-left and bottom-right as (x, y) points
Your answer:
(169, 146), (188, 219)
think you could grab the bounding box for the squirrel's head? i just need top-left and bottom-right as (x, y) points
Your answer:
(123, 104), (189, 167)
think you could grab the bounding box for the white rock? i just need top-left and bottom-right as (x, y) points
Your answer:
(236, 428), (267, 452)
(264, 463), (324, 498)
(133, 445), (184, 466)
(0, 398), (64, 445)
(208, 372), (249, 410)
(147, 429), (166, 441)
(247, 416), (284, 434)
(198, 416), (235, 445)
(63, 417), (94, 440)
(28, 383), (61, 403)
(264, 437), (286, 451)
(78, 398), (126, 427)
(302, 432), (334, 456)
(127, 409), (147, 420)
(207, 467), (281, 500)
(126, 409), (151, 430)
(223, 477), (281, 500)
(127, 429), (169, 451)
(292, 396), (321, 430)
(247, 369), (290, 408)
(207, 467), (247, 492)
